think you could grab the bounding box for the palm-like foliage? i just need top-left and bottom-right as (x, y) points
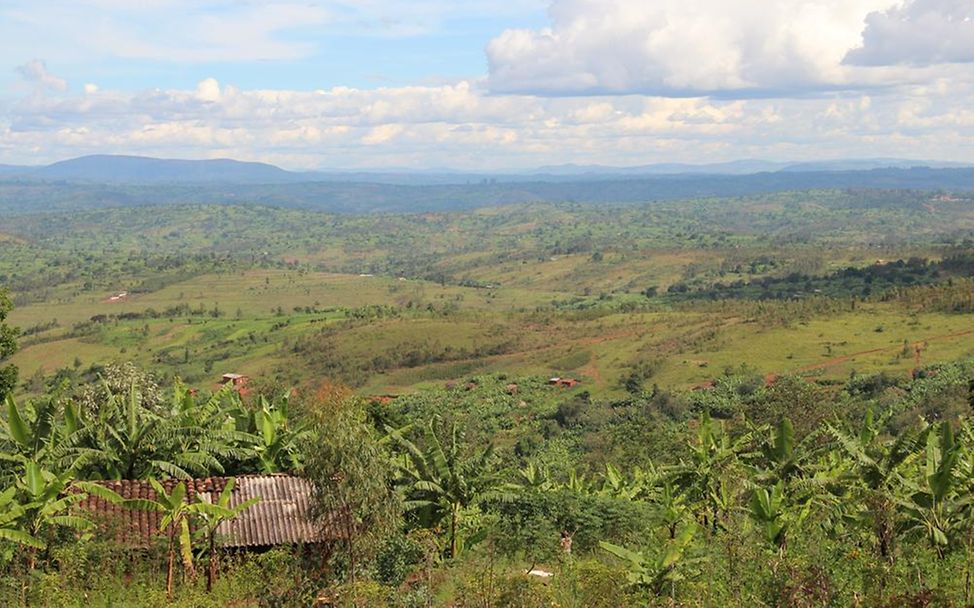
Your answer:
(0, 486), (42, 550)
(234, 392), (309, 474)
(192, 478), (259, 591)
(67, 381), (246, 479)
(13, 460), (123, 568)
(897, 422), (971, 558)
(1, 395), (78, 479)
(828, 410), (925, 559)
(124, 479), (197, 599)
(678, 412), (755, 532)
(389, 419), (501, 558)
(600, 523), (703, 597)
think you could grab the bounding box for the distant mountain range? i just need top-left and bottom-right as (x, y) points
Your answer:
(535, 158), (974, 177)
(1, 154), (972, 185)
(18, 155), (299, 184)
(2, 164), (974, 216)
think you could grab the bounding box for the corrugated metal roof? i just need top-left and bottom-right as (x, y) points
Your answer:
(77, 475), (333, 548)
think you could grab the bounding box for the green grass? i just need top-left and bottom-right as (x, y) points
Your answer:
(3, 194), (973, 397)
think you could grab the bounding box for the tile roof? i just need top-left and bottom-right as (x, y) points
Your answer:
(77, 474), (332, 548)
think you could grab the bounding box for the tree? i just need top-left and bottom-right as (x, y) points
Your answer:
(124, 479), (197, 599)
(69, 379), (253, 480)
(1, 394), (77, 476)
(600, 523), (702, 597)
(192, 478), (259, 592)
(829, 410), (924, 561)
(897, 422), (970, 559)
(678, 412), (753, 532)
(389, 418), (501, 558)
(0, 289), (18, 402)
(238, 392), (309, 474)
(14, 461), (121, 570)
(303, 385), (401, 581)
(0, 486), (42, 550)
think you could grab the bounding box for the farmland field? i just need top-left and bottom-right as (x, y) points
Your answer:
(2, 184), (974, 607)
(3, 190), (972, 398)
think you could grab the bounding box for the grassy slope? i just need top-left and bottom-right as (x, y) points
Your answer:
(4, 193), (973, 397)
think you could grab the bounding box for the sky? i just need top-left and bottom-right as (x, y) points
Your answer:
(2, 0), (974, 170)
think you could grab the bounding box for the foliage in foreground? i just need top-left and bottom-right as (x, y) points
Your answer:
(0, 359), (972, 605)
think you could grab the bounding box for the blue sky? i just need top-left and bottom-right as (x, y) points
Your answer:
(2, 0), (974, 169)
(0, 3), (549, 92)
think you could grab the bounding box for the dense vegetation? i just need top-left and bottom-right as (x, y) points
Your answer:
(3, 167), (974, 215)
(1, 359), (974, 606)
(3, 189), (973, 398)
(0, 185), (973, 605)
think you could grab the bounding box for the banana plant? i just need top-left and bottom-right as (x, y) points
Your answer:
(897, 421), (971, 559)
(747, 481), (811, 554)
(66, 380), (166, 479)
(66, 380), (252, 480)
(236, 393), (309, 474)
(600, 523), (703, 596)
(654, 481), (691, 540)
(14, 461), (121, 569)
(160, 383), (256, 476)
(679, 412), (754, 532)
(0, 486), (42, 550)
(124, 479), (197, 599)
(750, 417), (820, 484)
(1, 395), (78, 474)
(562, 467), (592, 495)
(828, 409), (925, 560)
(192, 478), (259, 592)
(505, 461), (555, 492)
(388, 419), (501, 558)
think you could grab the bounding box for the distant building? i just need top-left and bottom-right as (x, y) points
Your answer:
(548, 377), (580, 388)
(221, 373), (250, 395)
(368, 394), (399, 405)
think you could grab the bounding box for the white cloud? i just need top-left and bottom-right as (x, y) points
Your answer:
(3, 77), (974, 168)
(845, 0), (974, 66)
(196, 78), (222, 103)
(486, 0), (974, 97)
(15, 59), (68, 92)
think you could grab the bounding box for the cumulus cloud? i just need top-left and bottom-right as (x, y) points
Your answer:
(195, 78), (222, 103)
(3, 77), (974, 168)
(845, 0), (974, 66)
(484, 0), (974, 97)
(15, 59), (68, 92)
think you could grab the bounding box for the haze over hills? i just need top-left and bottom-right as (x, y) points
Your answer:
(32, 154), (301, 184)
(2, 163), (974, 216)
(3, 154), (974, 186)
(2, 154), (974, 216)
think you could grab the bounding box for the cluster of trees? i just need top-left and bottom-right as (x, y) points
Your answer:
(0, 358), (972, 605)
(0, 290), (16, 402)
(5, 276), (974, 604)
(0, 363), (309, 591)
(669, 254), (972, 302)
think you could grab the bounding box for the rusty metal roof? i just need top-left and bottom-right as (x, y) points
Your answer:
(77, 475), (331, 548)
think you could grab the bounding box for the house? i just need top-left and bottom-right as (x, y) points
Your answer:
(221, 373), (250, 395)
(76, 475), (337, 548)
(548, 377), (580, 388)
(368, 394), (399, 405)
